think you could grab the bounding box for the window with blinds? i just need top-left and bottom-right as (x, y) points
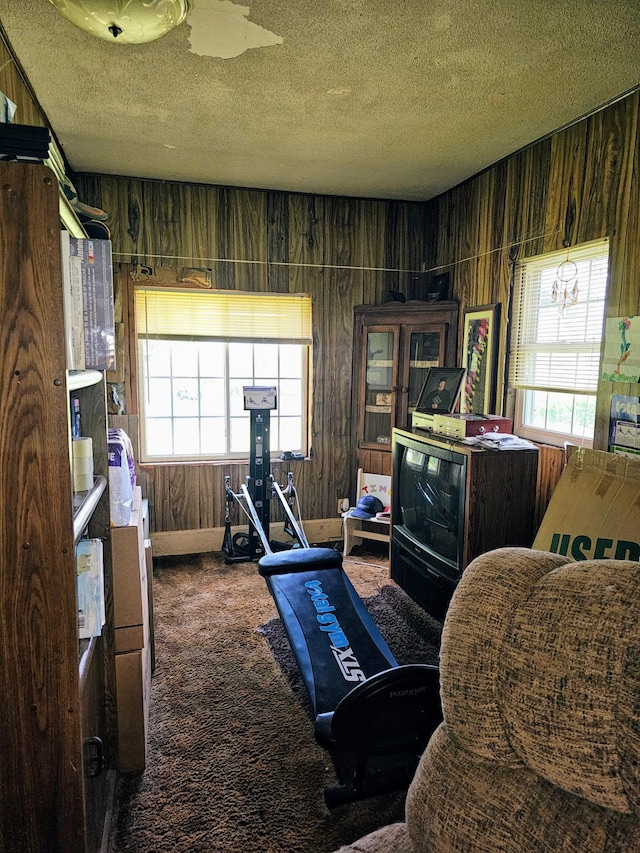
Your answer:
(135, 288), (313, 343)
(134, 288), (313, 461)
(509, 239), (608, 446)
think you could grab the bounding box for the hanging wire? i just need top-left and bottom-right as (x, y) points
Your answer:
(113, 224), (561, 277)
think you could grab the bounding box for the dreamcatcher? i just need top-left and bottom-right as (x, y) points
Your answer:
(550, 256), (579, 314)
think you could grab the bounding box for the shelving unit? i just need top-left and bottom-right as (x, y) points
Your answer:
(0, 162), (117, 852)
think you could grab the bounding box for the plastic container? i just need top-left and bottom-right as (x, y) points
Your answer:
(108, 428), (136, 526)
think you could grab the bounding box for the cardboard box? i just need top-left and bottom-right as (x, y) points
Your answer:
(112, 486), (147, 632)
(115, 642), (152, 773)
(534, 447), (640, 562)
(115, 623), (145, 654)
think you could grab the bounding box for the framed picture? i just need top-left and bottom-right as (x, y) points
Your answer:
(462, 304), (500, 415)
(415, 367), (466, 414)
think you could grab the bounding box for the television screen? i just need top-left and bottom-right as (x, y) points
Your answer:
(392, 433), (466, 571)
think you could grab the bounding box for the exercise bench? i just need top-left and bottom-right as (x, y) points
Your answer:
(258, 547), (442, 807)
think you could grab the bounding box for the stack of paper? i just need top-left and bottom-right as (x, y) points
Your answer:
(463, 433), (537, 451)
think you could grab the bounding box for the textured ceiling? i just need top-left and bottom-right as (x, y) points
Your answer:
(1, 0), (640, 201)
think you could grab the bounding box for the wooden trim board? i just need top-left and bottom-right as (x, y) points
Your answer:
(151, 518), (344, 556)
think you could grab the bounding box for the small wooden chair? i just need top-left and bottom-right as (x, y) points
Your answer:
(343, 468), (392, 557)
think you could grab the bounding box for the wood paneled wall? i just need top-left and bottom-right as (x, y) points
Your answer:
(0, 29), (47, 129)
(75, 176), (428, 533)
(77, 92), (640, 538)
(424, 92), (640, 510)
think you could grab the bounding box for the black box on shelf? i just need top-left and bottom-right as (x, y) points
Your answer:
(0, 123), (50, 161)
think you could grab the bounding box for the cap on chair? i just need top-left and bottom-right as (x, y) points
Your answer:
(350, 495), (385, 519)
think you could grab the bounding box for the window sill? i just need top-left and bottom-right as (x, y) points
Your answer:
(138, 457), (310, 468)
(515, 425), (593, 450)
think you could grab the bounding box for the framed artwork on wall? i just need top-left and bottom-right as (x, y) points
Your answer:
(462, 304), (500, 414)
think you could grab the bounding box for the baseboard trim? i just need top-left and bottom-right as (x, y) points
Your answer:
(150, 518), (344, 557)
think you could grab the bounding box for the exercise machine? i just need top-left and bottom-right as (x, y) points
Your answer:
(222, 387), (442, 805)
(259, 548), (441, 806)
(222, 386), (308, 562)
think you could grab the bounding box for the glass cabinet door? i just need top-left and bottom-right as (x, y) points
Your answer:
(363, 329), (396, 446)
(406, 329), (442, 418)
(354, 304), (458, 463)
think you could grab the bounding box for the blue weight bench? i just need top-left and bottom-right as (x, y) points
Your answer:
(258, 546), (442, 807)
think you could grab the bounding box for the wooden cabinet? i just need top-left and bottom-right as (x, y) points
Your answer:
(0, 162), (116, 852)
(352, 301), (459, 474)
(390, 428), (538, 619)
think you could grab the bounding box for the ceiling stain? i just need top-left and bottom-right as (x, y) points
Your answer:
(188, 0), (284, 59)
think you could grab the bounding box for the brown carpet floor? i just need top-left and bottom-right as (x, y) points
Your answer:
(108, 548), (442, 853)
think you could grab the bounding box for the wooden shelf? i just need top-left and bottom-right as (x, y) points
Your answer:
(68, 369), (103, 391)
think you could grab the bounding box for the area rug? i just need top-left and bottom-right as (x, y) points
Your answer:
(107, 551), (442, 853)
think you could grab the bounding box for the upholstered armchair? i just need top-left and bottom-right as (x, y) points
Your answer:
(332, 547), (640, 853)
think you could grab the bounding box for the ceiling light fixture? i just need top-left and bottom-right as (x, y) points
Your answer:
(49, 0), (190, 44)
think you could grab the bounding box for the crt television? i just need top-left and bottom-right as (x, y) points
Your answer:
(391, 429), (467, 589)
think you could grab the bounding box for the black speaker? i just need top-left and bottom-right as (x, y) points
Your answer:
(425, 272), (449, 302)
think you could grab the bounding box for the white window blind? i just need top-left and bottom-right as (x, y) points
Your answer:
(509, 239), (608, 395)
(135, 287), (313, 344)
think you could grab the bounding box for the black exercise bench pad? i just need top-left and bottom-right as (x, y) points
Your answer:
(259, 546), (342, 575)
(258, 550), (397, 716)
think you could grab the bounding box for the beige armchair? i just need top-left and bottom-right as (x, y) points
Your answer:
(332, 547), (640, 853)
